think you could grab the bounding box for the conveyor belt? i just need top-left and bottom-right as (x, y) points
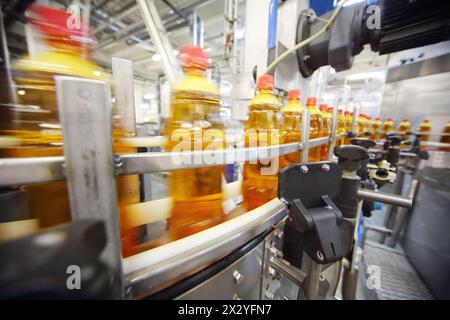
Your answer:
(362, 242), (433, 300)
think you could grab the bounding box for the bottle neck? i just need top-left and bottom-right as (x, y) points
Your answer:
(258, 88), (273, 95)
(183, 66), (206, 77)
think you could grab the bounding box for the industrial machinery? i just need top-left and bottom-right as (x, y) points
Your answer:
(0, 0), (449, 301)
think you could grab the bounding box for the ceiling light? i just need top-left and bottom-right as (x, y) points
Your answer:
(17, 90), (26, 95)
(152, 54), (161, 62)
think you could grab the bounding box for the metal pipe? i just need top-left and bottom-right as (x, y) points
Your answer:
(137, 0), (181, 83)
(365, 224), (393, 234)
(270, 257), (306, 287)
(304, 260), (321, 300)
(356, 188), (412, 209)
(386, 179), (419, 247)
(381, 169), (404, 242)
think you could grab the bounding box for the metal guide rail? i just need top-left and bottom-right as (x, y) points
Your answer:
(0, 135), (346, 187)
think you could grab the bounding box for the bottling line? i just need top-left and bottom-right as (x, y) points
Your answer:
(0, 0), (449, 301)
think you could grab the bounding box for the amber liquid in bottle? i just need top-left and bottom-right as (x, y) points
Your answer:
(280, 90), (302, 167)
(382, 119), (394, 139)
(306, 97), (323, 162)
(319, 105), (331, 161)
(166, 46), (225, 239)
(370, 117), (382, 140)
(0, 5), (140, 256)
(242, 75), (282, 211)
(336, 110), (346, 146)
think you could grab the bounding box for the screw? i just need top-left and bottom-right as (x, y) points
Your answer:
(114, 155), (124, 169)
(300, 165), (309, 173)
(316, 250), (324, 261)
(321, 164), (330, 172)
(319, 274), (325, 281)
(233, 270), (244, 285)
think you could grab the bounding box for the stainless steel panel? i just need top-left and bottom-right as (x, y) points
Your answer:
(55, 76), (123, 294)
(176, 242), (264, 300)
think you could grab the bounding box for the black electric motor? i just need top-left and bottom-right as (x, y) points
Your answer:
(296, 0), (450, 77)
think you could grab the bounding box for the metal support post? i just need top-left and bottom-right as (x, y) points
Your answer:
(56, 76), (123, 298)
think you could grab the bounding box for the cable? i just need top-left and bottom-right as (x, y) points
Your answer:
(264, 0), (350, 75)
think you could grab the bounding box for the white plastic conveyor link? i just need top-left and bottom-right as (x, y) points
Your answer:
(123, 197), (286, 298)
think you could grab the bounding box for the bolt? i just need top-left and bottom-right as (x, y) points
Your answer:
(300, 165), (309, 173)
(232, 293), (241, 300)
(265, 290), (274, 300)
(316, 250), (324, 261)
(321, 164), (330, 172)
(319, 274), (325, 281)
(268, 267), (277, 278)
(233, 270), (244, 285)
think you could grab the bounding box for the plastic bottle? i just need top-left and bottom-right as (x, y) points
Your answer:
(337, 109), (346, 146)
(344, 111), (353, 144)
(166, 45), (225, 239)
(370, 117), (382, 140)
(280, 89), (303, 167)
(365, 116), (372, 135)
(305, 97), (323, 162)
(439, 121), (450, 152)
(382, 118), (395, 139)
(0, 4), (141, 257)
(242, 74), (282, 210)
(417, 119), (431, 142)
(319, 104), (331, 160)
(397, 118), (411, 140)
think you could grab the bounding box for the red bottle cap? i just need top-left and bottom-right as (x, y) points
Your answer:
(26, 4), (93, 43)
(319, 103), (328, 111)
(257, 74), (274, 90)
(327, 107), (333, 113)
(386, 118), (392, 121)
(338, 109), (343, 114)
(376, 117), (381, 120)
(180, 45), (208, 70)
(306, 97), (317, 106)
(344, 111), (349, 116)
(423, 119), (430, 122)
(403, 118), (409, 122)
(287, 89), (300, 100)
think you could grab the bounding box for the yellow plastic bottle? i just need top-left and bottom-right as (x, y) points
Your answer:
(280, 89), (303, 167)
(166, 45), (225, 239)
(417, 118), (431, 143)
(370, 117), (382, 140)
(305, 97), (323, 162)
(382, 118), (395, 139)
(0, 4), (141, 256)
(344, 111), (353, 144)
(365, 116), (372, 135)
(242, 74), (282, 210)
(337, 109), (346, 146)
(319, 104), (331, 160)
(397, 118), (411, 140)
